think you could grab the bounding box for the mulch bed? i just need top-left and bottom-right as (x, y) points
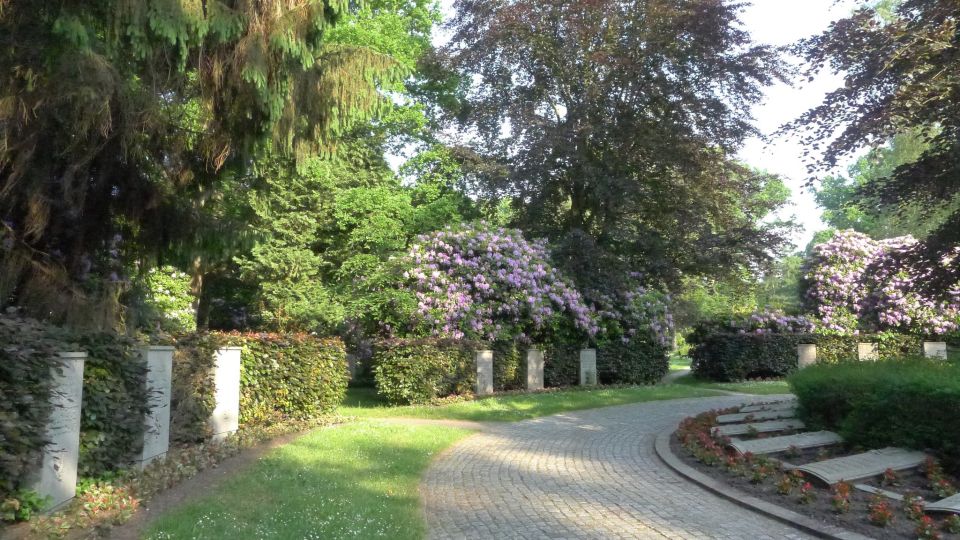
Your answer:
(672, 408), (960, 540)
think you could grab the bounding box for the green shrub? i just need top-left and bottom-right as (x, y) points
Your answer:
(598, 338), (669, 385)
(543, 345), (578, 387)
(75, 333), (151, 476)
(227, 333), (349, 424)
(373, 338), (477, 404)
(789, 359), (960, 474)
(492, 341), (524, 390)
(0, 314), (69, 500)
(169, 333), (225, 443)
(690, 331), (924, 381)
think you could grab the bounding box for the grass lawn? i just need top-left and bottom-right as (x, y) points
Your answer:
(337, 384), (728, 422)
(145, 421), (470, 540)
(672, 373), (792, 395)
(668, 354), (691, 371)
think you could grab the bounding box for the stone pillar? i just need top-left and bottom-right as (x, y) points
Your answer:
(31, 352), (86, 510)
(210, 347), (242, 441)
(857, 342), (879, 361)
(475, 350), (493, 396)
(138, 346), (174, 469)
(579, 349), (597, 386)
(526, 348), (544, 391)
(797, 344), (817, 369)
(924, 341), (948, 361)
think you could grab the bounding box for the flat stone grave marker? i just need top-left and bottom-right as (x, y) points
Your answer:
(713, 419), (805, 438)
(717, 408), (796, 424)
(925, 493), (960, 515)
(728, 430), (843, 456)
(853, 484), (904, 502)
(740, 400), (796, 414)
(793, 447), (928, 485)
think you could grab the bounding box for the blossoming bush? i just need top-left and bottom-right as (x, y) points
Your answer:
(404, 223), (597, 343)
(805, 230), (960, 335)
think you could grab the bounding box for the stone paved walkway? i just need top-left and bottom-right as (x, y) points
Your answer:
(421, 395), (813, 539)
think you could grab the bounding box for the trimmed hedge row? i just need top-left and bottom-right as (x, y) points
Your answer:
(227, 333), (349, 424)
(689, 332), (923, 381)
(492, 340), (525, 391)
(169, 332), (224, 443)
(372, 338), (478, 404)
(597, 339), (669, 385)
(789, 359), (960, 474)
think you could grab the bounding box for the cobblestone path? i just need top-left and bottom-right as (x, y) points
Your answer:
(421, 395), (813, 539)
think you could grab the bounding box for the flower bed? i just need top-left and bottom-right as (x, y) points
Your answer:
(673, 407), (960, 539)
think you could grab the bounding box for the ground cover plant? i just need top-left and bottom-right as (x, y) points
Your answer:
(143, 421), (470, 540)
(674, 407), (960, 539)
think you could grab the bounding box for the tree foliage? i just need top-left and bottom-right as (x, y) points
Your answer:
(441, 0), (791, 288)
(790, 0), (960, 289)
(0, 0), (401, 325)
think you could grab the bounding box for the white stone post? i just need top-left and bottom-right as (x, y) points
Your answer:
(31, 352), (86, 510)
(857, 342), (879, 361)
(210, 347), (242, 441)
(579, 349), (597, 386)
(924, 342), (948, 361)
(797, 344), (817, 369)
(138, 346), (173, 469)
(475, 350), (493, 396)
(527, 348), (544, 391)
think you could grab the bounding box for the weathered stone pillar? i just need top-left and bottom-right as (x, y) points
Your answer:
(31, 352), (86, 510)
(857, 342), (879, 361)
(138, 346), (174, 468)
(210, 347), (242, 441)
(475, 350), (493, 396)
(579, 349), (597, 386)
(797, 344), (817, 369)
(527, 348), (544, 391)
(924, 341), (948, 361)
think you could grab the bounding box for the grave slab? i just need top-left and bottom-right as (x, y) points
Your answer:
(728, 430), (843, 456)
(853, 484), (904, 502)
(924, 341), (948, 361)
(712, 419), (805, 438)
(793, 447), (928, 485)
(717, 409), (796, 424)
(138, 346), (174, 468)
(797, 344), (817, 369)
(740, 400), (796, 414)
(210, 347), (242, 441)
(925, 493), (960, 515)
(857, 342), (879, 361)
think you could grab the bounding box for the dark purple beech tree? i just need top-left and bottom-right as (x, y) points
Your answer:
(439, 0), (793, 293)
(787, 0), (960, 289)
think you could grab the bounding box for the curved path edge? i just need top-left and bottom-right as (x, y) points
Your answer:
(653, 428), (872, 540)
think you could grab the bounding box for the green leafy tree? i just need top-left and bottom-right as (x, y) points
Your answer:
(441, 0), (791, 289)
(0, 0), (400, 325)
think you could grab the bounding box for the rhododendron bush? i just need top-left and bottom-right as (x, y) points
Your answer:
(402, 223), (674, 346)
(805, 230), (960, 335)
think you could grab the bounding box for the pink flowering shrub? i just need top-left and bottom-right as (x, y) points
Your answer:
(404, 223), (598, 342)
(805, 230), (959, 335)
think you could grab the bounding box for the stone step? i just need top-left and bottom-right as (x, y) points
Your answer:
(717, 409), (797, 424)
(712, 419), (806, 438)
(728, 430), (843, 456)
(740, 400), (797, 414)
(926, 493), (960, 515)
(792, 447), (929, 486)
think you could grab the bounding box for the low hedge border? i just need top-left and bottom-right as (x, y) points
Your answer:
(372, 338), (480, 405)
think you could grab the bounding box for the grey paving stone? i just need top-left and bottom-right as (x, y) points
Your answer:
(421, 395), (814, 539)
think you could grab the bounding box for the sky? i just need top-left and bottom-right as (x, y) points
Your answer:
(428, 0), (864, 250)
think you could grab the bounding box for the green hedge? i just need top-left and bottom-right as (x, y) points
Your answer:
(544, 345), (579, 387)
(170, 332), (225, 443)
(373, 338), (478, 404)
(227, 333), (349, 424)
(492, 340), (525, 391)
(597, 339), (669, 385)
(789, 360), (960, 474)
(690, 332), (923, 381)
(75, 333), (151, 476)
(0, 314), (69, 500)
